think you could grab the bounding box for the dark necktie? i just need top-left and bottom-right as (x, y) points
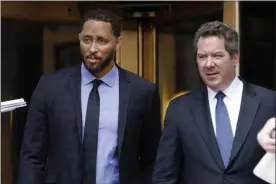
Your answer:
(81, 79), (102, 184)
(215, 91), (233, 167)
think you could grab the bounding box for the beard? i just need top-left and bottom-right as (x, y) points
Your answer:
(84, 49), (116, 75)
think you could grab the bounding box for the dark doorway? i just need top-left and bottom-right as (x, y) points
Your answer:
(1, 19), (43, 184)
(240, 2), (276, 90)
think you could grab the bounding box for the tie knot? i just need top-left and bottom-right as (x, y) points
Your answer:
(215, 91), (226, 100)
(93, 79), (102, 90)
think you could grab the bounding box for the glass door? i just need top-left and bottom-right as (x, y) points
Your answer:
(156, 2), (223, 123)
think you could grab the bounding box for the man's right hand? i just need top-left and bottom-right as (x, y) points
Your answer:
(257, 117), (276, 153)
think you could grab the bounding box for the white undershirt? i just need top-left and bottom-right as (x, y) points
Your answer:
(207, 76), (243, 137)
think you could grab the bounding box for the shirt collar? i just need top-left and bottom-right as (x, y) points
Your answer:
(81, 62), (118, 87)
(207, 76), (243, 101)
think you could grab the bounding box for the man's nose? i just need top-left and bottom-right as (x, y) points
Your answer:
(89, 43), (98, 53)
(205, 56), (214, 68)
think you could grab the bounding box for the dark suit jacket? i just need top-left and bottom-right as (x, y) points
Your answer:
(18, 64), (161, 184)
(152, 81), (275, 184)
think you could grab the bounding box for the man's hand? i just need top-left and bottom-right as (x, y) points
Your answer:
(257, 118), (276, 153)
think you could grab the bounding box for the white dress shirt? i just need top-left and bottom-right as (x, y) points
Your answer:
(207, 76), (244, 137)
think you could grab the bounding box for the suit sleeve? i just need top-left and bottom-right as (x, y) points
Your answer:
(139, 85), (162, 183)
(18, 75), (49, 184)
(152, 100), (182, 184)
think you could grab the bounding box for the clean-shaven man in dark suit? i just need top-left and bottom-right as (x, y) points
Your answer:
(152, 21), (275, 184)
(18, 9), (161, 184)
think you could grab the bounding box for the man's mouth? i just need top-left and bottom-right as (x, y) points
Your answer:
(87, 56), (99, 59)
(206, 72), (219, 76)
(206, 72), (219, 77)
(87, 56), (100, 62)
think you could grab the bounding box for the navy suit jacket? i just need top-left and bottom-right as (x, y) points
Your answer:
(152, 81), (275, 184)
(18, 64), (161, 184)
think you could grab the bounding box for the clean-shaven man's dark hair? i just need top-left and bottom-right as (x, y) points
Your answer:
(194, 21), (239, 58)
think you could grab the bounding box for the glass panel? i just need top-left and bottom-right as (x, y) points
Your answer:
(156, 2), (223, 122)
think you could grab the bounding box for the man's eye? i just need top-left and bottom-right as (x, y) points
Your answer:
(83, 38), (91, 43)
(98, 39), (106, 44)
(198, 55), (206, 59)
(214, 55), (222, 59)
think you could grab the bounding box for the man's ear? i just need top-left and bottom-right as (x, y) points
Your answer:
(78, 33), (81, 41)
(116, 36), (122, 51)
(232, 53), (239, 65)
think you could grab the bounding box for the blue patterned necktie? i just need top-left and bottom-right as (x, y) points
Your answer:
(215, 91), (233, 167)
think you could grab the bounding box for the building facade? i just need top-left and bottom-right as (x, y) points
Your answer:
(1, 1), (275, 184)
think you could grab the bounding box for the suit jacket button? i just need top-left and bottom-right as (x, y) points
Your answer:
(223, 174), (229, 179)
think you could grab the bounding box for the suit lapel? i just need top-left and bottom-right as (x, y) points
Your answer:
(192, 87), (224, 169)
(68, 64), (131, 155)
(229, 82), (260, 164)
(69, 65), (83, 143)
(117, 67), (130, 159)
